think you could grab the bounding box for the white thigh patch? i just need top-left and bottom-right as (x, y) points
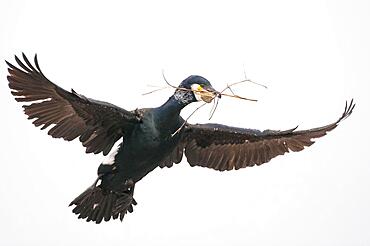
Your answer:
(102, 138), (122, 165)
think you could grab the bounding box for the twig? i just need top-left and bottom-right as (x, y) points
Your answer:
(162, 70), (178, 89)
(218, 93), (257, 102)
(209, 96), (220, 120)
(144, 73), (267, 129)
(221, 79), (267, 94)
(227, 85), (236, 96)
(171, 102), (207, 137)
(142, 86), (169, 95)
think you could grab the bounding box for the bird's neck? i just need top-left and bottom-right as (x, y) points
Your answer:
(156, 94), (191, 123)
(159, 95), (188, 116)
(155, 91), (194, 129)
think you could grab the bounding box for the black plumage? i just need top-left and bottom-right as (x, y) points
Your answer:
(6, 54), (355, 223)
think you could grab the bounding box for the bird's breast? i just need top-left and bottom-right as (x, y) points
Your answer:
(112, 109), (183, 181)
(123, 113), (179, 159)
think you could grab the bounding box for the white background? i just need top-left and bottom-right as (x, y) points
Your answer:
(0, 0), (369, 245)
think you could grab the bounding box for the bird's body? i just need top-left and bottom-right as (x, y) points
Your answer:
(6, 54), (355, 223)
(102, 100), (185, 186)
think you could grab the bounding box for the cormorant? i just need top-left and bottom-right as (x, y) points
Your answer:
(6, 54), (355, 224)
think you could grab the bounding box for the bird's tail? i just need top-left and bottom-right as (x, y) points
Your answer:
(69, 178), (137, 224)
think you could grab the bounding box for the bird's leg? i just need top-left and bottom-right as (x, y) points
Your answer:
(123, 179), (137, 205)
(124, 179), (135, 193)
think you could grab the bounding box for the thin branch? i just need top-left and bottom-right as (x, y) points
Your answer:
(221, 79), (267, 94)
(148, 71), (263, 102)
(144, 73), (266, 134)
(218, 92), (257, 102)
(227, 85), (236, 96)
(142, 86), (170, 95)
(162, 70), (177, 89)
(247, 79), (268, 89)
(209, 96), (220, 120)
(171, 102), (207, 137)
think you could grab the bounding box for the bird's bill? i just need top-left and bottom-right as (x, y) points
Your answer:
(192, 84), (221, 103)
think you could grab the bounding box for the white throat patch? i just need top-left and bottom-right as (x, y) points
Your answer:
(191, 83), (203, 101)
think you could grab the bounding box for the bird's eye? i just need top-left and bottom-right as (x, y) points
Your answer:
(191, 83), (203, 92)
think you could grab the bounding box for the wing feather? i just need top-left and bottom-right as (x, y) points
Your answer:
(7, 53), (141, 156)
(181, 100), (355, 171)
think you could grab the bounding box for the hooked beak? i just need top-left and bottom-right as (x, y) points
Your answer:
(209, 86), (221, 98)
(201, 85), (221, 103)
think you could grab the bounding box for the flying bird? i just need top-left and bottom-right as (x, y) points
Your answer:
(6, 54), (355, 224)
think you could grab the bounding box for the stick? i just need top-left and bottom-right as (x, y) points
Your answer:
(171, 102), (207, 137)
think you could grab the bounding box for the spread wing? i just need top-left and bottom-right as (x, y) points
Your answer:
(7, 53), (141, 155)
(176, 100), (354, 171)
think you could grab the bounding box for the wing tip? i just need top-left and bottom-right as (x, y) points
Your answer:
(5, 59), (12, 67)
(337, 99), (355, 124)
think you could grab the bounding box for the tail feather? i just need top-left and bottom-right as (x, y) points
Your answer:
(104, 193), (115, 222)
(69, 184), (136, 224)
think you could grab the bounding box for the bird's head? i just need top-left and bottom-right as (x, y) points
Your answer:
(174, 75), (220, 105)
